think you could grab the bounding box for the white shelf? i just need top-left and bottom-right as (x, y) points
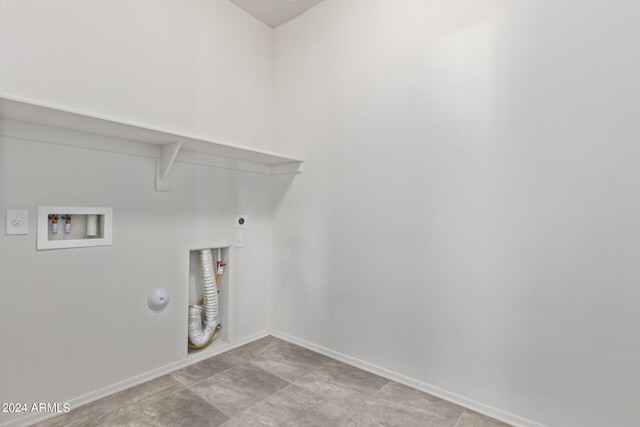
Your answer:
(0, 94), (303, 189)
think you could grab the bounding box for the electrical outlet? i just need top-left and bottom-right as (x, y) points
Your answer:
(6, 209), (28, 235)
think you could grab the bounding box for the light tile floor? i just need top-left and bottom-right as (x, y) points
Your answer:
(33, 337), (512, 427)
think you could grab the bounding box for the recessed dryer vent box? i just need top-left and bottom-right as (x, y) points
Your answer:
(37, 206), (112, 250)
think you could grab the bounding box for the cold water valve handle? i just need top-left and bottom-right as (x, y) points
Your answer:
(61, 214), (71, 234)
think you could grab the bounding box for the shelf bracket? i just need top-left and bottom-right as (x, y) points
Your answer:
(155, 141), (182, 191)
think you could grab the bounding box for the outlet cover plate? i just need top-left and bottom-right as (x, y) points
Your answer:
(235, 214), (248, 229)
(6, 209), (28, 235)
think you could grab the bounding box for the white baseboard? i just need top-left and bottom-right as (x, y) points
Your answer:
(1, 330), (270, 427)
(270, 329), (545, 427)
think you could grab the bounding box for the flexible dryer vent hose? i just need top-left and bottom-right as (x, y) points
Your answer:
(188, 249), (220, 349)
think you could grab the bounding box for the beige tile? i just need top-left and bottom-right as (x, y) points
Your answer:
(348, 381), (464, 427)
(242, 384), (353, 426)
(101, 389), (229, 427)
(191, 362), (290, 417)
(30, 405), (99, 427)
(340, 413), (386, 427)
(171, 352), (242, 386)
(295, 360), (389, 408)
(87, 374), (184, 423)
(219, 413), (273, 427)
(455, 409), (513, 427)
(228, 336), (287, 361)
(249, 341), (332, 382)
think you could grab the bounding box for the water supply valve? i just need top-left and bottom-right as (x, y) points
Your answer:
(48, 214), (59, 234)
(217, 262), (226, 275)
(61, 214), (71, 234)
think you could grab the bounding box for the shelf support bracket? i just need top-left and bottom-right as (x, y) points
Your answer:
(156, 141), (182, 191)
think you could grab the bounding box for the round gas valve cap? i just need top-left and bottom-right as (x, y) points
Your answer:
(148, 288), (170, 312)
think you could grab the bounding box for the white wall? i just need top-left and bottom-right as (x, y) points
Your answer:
(272, 1), (640, 426)
(0, 124), (273, 426)
(3, 1), (640, 426)
(0, 1), (274, 425)
(0, 0), (273, 151)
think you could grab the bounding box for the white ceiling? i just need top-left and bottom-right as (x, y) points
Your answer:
(230, 0), (325, 27)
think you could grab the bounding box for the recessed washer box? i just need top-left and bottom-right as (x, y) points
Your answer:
(37, 206), (113, 250)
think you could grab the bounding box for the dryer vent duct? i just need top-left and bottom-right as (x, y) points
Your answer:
(188, 249), (221, 348)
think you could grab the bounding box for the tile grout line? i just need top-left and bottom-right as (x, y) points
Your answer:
(183, 373), (246, 421)
(213, 341), (362, 425)
(84, 378), (187, 425)
(185, 357), (294, 421)
(175, 359), (242, 388)
(227, 382), (297, 421)
(453, 409), (467, 427)
(182, 385), (235, 424)
(176, 339), (292, 422)
(189, 366), (266, 425)
(246, 350), (335, 385)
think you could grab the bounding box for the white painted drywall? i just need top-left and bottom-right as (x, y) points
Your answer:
(3, 0), (640, 426)
(0, 1), (274, 424)
(0, 0), (273, 151)
(0, 124), (272, 426)
(272, 1), (640, 426)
